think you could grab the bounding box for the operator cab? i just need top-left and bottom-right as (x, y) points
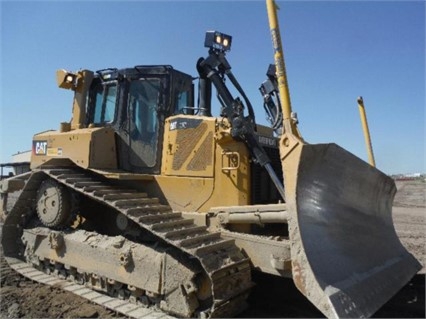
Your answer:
(85, 65), (194, 174)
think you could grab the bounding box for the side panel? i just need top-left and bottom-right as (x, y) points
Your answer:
(156, 115), (251, 212)
(31, 127), (117, 169)
(162, 116), (215, 178)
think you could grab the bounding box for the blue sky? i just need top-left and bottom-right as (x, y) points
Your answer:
(1, 0), (424, 175)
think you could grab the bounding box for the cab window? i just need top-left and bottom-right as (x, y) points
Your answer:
(175, 90), (191, 114)
(89, 81), (117, 124)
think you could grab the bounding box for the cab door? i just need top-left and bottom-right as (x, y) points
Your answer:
(126, 77), (163, 173)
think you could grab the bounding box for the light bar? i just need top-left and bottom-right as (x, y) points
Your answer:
(204, 31), (232, 52)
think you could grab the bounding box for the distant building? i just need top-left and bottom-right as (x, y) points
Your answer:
(12, 150), (31, 163)
(0, 150), (31, 178)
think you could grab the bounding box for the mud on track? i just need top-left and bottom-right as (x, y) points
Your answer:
(1, 180), (425, 318)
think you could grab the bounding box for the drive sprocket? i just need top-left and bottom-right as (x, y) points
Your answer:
(36, 178), (75, 228)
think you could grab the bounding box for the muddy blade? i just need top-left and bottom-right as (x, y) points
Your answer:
(286, 143), (421, 318)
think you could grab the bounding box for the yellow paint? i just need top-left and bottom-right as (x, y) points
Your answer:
(357, 97), (376, 167)
(31, 127), (117, 170)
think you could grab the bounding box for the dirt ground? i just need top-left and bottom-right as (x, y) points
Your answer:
(0, 180), (425, 318)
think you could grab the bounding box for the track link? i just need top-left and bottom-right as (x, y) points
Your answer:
(4, 256), (174, 318)
(2, 168), (252, 318)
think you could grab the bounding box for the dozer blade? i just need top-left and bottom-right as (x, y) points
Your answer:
(265, 0), (420, 316)
(284, 142), (421, 318)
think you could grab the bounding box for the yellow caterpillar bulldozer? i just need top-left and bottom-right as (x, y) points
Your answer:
(1, 1), (420, 318)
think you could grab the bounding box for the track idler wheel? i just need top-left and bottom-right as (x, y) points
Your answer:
(36, 179), (75, 228)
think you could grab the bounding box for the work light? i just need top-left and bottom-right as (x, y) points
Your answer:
(56, 69), (78, 90)
(204, 31), (232, 52)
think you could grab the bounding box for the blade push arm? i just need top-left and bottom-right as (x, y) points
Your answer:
(259, 64), (283, 134)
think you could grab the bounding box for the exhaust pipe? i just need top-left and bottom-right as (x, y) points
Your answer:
(196, 57), (212, 117)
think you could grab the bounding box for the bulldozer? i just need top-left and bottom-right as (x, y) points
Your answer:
(1, 1), (421, 318)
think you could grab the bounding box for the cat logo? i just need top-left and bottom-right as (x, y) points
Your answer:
(33, 140), (48, 156)
(170, 118), (201, 131)
(170, 121), (177, 131)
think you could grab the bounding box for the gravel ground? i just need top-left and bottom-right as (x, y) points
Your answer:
(393, 180), (425, 274)
(0, 180), (424, 318)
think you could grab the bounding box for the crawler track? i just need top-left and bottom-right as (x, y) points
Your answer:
(2, 167), (252, 318)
